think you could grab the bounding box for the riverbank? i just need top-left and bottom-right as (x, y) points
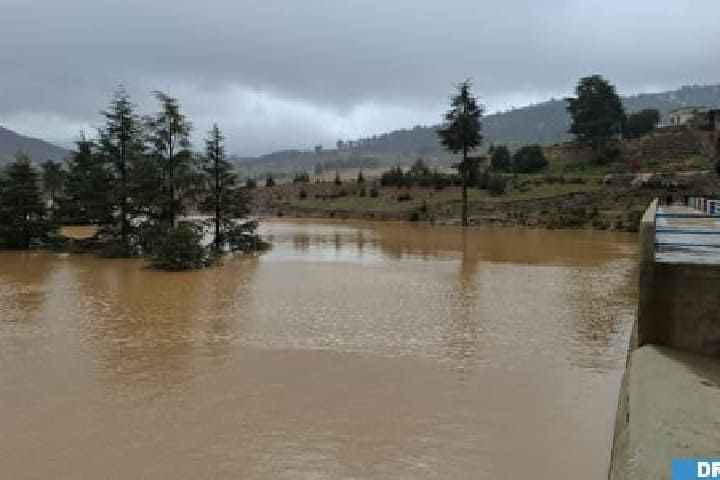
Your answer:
(254, 180), (676, 231)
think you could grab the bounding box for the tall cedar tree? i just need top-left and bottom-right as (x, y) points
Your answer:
(566, 75), (625, 149)
(98, 88), (145, 248)
(438, 81), (483, 226)
(148, 92), (192, 230)
(62, 133), (113, 223)
(0, 153), (51, 249)
(200, 124), (237, 252)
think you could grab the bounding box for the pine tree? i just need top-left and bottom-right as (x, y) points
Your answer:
(0, 153), (51, 249)
(147, 91), (192, 230)
(97, 87), (145, 249)
(566, 75), (625, 149)
(200, 124), (237, 253)
(62, 133), (113, 224)
(438, 81), (483, 226)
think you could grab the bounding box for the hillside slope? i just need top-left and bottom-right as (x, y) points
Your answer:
(0, 126), (70, 164)
(236, 84), (720, 174)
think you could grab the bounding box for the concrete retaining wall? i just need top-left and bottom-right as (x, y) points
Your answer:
(637, 198), (720, 356)
(610, 199), (720, 478)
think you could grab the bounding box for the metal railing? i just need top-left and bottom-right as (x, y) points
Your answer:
(654, 197), (720, 250)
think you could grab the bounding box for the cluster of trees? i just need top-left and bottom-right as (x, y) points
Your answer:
(0, 88), (261, 269)
(489, 144), (548, 173)
(379, 161), (460, 189)
(313, 156), (379, 175)
(566, 75), (660, 148)
(625, 108), (660, 139)
(335, 127), (438, 156)
(0, 153), (50, 249)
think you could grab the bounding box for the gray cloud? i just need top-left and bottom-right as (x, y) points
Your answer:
(1, 0), (719, 155)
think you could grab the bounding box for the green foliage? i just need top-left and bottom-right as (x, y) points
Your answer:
(380, 166), (459, 189)
(438, 80), (484, 226)
(293, 171), (310, 183)
(61, 133), (114, 224)
(20, 88), (268, 265)
(489, 145), (511, 172)
(591, 143), (622, 165)
(97, 87), (146, 250)
(148, 223), (211, 271)
(147, 91), (193, 229)
(0, 154), (53, 249)
(410, 158), (430, 175)
(487, 174), (506, 196)
(226, 220), (270, 253)
(437, 81), (484, 155)
(512, 145), (548, 173)
(397, 192), (412, 202)
(198, 124), (239, 252)
(356, 170), (365, 183)
(625, 109), (660, 139)
(566, 75), (625, 149)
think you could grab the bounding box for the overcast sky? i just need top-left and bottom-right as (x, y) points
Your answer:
(2, 0), (719, 156)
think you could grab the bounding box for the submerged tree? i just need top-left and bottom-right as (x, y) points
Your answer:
(199, 124), (237, 253)
(438, 80), (483, 226)
(147, 91), (193, 230)
(97, 87), (145, 250)
(0, 153), (52, 249)
(62, 133), (113, 224)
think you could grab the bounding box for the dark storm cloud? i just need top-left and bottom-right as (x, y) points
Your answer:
(1, 0), (719, 154)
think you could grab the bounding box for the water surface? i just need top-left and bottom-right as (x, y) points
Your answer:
(0, 219), (637, 479)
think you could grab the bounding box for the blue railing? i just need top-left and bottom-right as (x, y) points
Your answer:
(654, 199), (720, 250)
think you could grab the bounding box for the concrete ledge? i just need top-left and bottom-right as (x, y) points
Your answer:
(611, 345), (720, 479)
(639, 199), (658, 264)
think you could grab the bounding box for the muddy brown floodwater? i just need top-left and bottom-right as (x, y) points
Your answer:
(0, 219), (637, 480)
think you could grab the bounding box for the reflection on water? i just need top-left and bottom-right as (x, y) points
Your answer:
(0, 219), (637, 479)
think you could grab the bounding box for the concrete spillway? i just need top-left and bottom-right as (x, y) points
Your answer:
(610, 199), (720, 479)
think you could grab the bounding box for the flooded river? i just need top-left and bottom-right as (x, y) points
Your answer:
(0, 219), (637, 479)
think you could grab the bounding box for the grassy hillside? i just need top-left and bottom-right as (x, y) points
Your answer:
(252, 127), (720, 230)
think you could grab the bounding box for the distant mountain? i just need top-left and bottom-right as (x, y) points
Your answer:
(0, 126), (70, 164)
(235, 84), (720, 174)
(341, 84), (720, 154)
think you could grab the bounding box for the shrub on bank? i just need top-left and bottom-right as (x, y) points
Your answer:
(487, 175), (506, 196)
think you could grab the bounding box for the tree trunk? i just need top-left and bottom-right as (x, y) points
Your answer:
(120, 142), (128, 248)
(168, 134), (175, 230)
(214, 151), (221, 253)
(461, 146), (469, 227)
